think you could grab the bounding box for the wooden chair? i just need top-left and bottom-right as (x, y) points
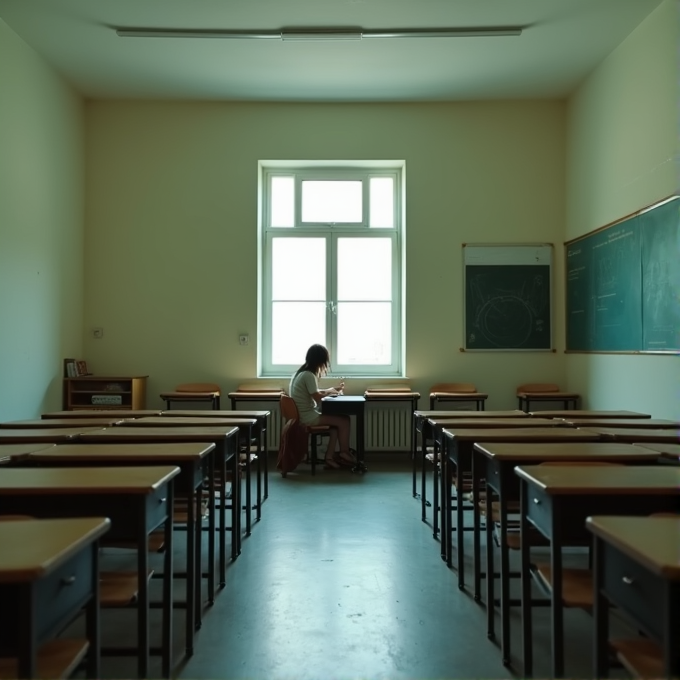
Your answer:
(279, 394), (331, 476)
(516, 383), (580, 412)
(429, 382), (488, 410)
(160, 382), (221, 410)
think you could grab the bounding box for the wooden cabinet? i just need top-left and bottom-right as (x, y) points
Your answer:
(63, 376), (148, 411)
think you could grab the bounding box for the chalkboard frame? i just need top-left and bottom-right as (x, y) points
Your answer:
(462, 243), (554, 352)
(564, 195), (680, 355)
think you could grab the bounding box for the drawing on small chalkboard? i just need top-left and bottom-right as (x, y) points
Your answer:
(463, 244), (553, 351)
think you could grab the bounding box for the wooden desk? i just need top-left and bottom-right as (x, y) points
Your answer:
(587, 515), (680, 679)
(77, 426), (242, 570)
(422, 418), (561, 537)
(0, 428), (101, 444)
(442, 428), (601, 597)
(0, 418), (125, 428)
(321, 396), (367, 473)
(41, 410), (163, 419)
(582, 427), (680, 444)
(637, 442), (680, 459)
(429, 390), (488, 411)
(228, 389), (283, 414)
(529, 410), (651, 419)
(473, 442), (660, 667)
(517, 391), (579, 412)
(412, 410), (529, 498)
(0, 466), (178, 679)
(516, 465), (680, 678)
(25, 443), (215, 658)
(118, 416), (262, 530)
(0, 517), (110, 679)
(161, 409), (271, 502)
(0, 443), (56, 465)
(560, 418), (679, 429)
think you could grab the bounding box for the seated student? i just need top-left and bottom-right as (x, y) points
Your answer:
(289, 344), (354, 469)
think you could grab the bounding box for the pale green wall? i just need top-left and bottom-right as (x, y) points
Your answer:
(565, 0), (680, 418)
(83, 100), (567, 408)
(0, 19), (84, 420)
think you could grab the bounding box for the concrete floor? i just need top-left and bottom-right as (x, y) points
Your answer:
(83, 454), (634, 679)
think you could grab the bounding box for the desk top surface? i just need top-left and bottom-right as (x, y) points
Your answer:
(322, 396), (366, 403)
(581, 427), (680, 443)
(430, 417), (560, 429)
(416, 409), (527, 418)
(0, 443), (56, 458)
(474, 442), (661, 461)
(1, 418), (124, 429)
(638, 442), (680, 456)
(160, 409), (270, 418)
(515, 464), (680, 494)
(560, 418), (679, 429)
(586, 516), (680, 579)
(118, 416), (256, 427)
(27, 442), (215, 462)
(0, 517), (111, 582)
(528, 410), (651, 419)
(443, 427), (600, 442)
(518, 390), (579, 398)
(0, 465), (180, 494)
(42, 410), (163, 419)
(363, 391), (420, 399)
(78, 426), (240, 442)
(0, 428), (102, 442)
(228, 390), (284, 398)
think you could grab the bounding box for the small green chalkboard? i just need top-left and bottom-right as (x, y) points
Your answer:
(565, 196), (680, 353)
(464, 245), (553, 350)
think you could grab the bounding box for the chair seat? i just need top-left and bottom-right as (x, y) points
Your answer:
(532, 563), (593, 608)
(610, 638), (663, 679)
(0, 639), (89, 680)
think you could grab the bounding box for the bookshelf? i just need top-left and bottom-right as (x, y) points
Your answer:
(63, 375), (148, 411)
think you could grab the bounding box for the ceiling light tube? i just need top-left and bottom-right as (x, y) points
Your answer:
(115, 28), (280, 39)
(362, 27), (523, 38)
(280, 29), (362, 41)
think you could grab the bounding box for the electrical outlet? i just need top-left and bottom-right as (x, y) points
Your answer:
(93, 327), (104, 339)
(239, 334), (249, 346)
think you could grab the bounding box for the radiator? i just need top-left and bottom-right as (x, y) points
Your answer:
(263, 402), (411, 452)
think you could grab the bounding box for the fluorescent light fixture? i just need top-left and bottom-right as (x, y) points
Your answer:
(116, 26), (523, 41)
(281, 29), (362, 41)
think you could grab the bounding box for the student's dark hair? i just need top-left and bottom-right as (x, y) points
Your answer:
(296, 344), (331, 377)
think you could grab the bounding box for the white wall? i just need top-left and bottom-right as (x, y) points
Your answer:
(0, 19), (84, 419)
(565, 0), (680, 418)
(83, 100), (567, 408)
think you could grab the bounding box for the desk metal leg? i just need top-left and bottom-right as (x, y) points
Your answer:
(593, 536), (609, 679)
(207, 456), (216, 604)
(432, 437), (440, 540)
(499, 484), (511, 665)
(137, 516), (150, 679)
(86, 545), (101, 679)
(486, 479), (495, 640)
(412, 413), (418, 497)
(186, 484), (196, 655)
(473, 452), (482, 601)
(162, 484), (174, 678)
(520, 482), (533, 677)
(421, 429), (428, 521)
(550, 505), (565, 678)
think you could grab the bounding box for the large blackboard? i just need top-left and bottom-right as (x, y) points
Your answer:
(565, 196), (680, 353)
(464, 245), (553, 350)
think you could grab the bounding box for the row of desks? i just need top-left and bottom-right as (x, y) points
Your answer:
(0, 409), (273, 679)
(412, 408), (680, 678)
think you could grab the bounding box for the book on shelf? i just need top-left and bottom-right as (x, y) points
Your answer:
(64, 359), (77, 377)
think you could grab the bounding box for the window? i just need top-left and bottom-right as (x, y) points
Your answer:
(259, 163), (404, 378)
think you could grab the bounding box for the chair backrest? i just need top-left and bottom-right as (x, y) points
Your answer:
(516, 383), (559, 395)
(430, 382), (476, 393)
(280, 394), (300, 422)
(365, 384), (411, 392)
(237, 382), (285, 393)
(176, 382), (221, 394)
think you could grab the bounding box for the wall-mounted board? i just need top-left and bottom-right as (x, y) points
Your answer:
(565, 195), (680, 353)
(463, 244), (553, 351)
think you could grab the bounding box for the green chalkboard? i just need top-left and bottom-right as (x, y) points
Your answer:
(566, 196), (680, 353)
(464, 245), (552, 350)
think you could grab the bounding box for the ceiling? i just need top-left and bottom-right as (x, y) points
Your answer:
(0, 0), (665, 102)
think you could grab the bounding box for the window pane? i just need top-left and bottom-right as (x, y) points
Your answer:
(301, 180), (362, 223)
(271, 176), (295, 227)
(337, 238), (392, 301)
(369, 177), (394, 228)
(272, 302), (326, 364)
(336, 303), (391, 364)
(272, 238), (325, 300)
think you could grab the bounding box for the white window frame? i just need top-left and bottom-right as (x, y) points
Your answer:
(258, 161), (405, 378)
